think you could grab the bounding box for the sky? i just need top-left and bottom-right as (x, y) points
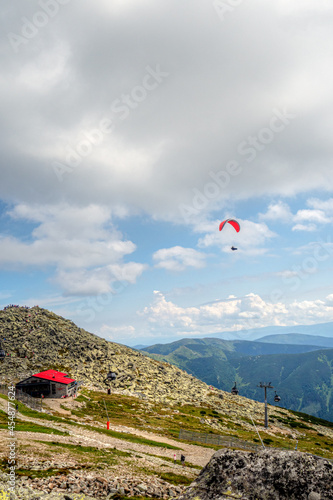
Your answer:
(1, 0), (333, 346)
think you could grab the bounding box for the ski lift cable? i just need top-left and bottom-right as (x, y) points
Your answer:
(250, 415), (265, 449)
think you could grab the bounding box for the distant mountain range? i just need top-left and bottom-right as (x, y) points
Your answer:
(129, 321), (333, 347)
(141, 336), (333, 422)
(257, 333), (333, 348)
(209, 321), (333, 341)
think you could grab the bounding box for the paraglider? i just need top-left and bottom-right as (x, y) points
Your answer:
(219, 219), (240, 233)
(219, 219), (240, 250)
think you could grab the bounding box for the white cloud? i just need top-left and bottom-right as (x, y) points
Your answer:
(259, 201), (293, 222)
(0, 203), (146, 296)
(292, 223), (317, 232)
(307, 198), (333, 213)
(139, 291), (333, 338)
(259, 198), (333, 232)
(290, 199), (333, 231)
(276, 270), (298, 278)
(2, 1), (333, 222)
(53, 263), (146, 297)
(153, 246), (206, 271)
(293, 209), (330, 224)
(100, 324), (136, 341)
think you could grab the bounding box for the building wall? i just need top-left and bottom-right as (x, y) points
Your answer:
(16, 377), (51, 397)
(17, 376), (77, 398)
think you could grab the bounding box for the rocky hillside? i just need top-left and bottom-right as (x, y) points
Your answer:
(1, 305), (333, 441)
(178, 448), (333, 499)
(0, 306), (211, 406)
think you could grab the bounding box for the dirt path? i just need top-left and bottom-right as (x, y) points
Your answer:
(42, 397), (72, 415)
(0, 396), (215, 469)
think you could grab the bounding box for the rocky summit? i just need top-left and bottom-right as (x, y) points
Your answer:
(0, 305), (212, 405)
(178, 448), (333, 500)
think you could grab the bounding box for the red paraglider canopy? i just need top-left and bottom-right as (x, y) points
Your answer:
(219, 219), (240, 232)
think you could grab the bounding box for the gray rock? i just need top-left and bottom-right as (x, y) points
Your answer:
(308, 493), (321, 500)
(178, 448), (333, 500)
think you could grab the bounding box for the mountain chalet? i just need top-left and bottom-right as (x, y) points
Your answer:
(16, 369), (77, 398)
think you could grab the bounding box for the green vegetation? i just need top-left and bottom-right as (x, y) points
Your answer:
(2, 388), (333, 461)
(84, 424), (181, 450)
(142, 339), (333, 422)
(0, 394), (74, 427)
(0, 408), (68, 435)
(35, 440), (132, 467)
(0, 458), (73, 479)
(158, 472), (192, 486)
(70, 390), (227, 440)
(140, 451), (202, 469)
(289, 410), (333, 429)
(37, 440), (132, 457)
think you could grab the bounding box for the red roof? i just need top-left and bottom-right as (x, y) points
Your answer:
(32, 369), (75, 385)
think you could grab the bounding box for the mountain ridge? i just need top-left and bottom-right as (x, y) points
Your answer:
(141, 337), (333, 422)
(257, 333), (333, 347)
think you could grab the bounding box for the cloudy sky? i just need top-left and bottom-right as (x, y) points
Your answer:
(1, 0), (333, 346)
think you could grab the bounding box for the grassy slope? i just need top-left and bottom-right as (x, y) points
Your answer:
(0, 388), (332, 500)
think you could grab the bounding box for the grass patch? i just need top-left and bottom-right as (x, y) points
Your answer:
(70, 391), (225, 440)
(0, 458), (74, 478)
(158, 472), (193, 486)
(38, 440), (132, 458)
(141, 451), (202, 470)
(74, 394), (88, 402)
(34, 440), (133, 467)
(289, 410), (333, 429)
(289, 421), (313, 430)
(84, 424), (181, 450)
(0, 409), (68, 435)
(14, 467), (71, 479)
(0, 422), (68, 435)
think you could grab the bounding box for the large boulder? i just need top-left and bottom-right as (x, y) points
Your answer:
(178, 448), (333, 500)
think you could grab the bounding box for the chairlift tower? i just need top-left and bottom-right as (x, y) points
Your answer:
(257, 381), (273, 428)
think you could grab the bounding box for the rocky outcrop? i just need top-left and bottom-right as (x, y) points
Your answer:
(0, 470), (185, 499)
(178, 448), (333, 500)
